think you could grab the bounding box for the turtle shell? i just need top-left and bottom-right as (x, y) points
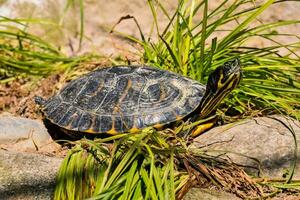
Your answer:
(38, 65), (206, 134)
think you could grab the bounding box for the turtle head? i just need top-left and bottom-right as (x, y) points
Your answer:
(206, 58), (241, 94)
(199, 58), (242, 118)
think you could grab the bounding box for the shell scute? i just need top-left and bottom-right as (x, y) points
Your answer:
(81, 79), (102, 96)
(99, 115), (113, 132)
(114, 116), (126, 133)
(136, 66), (165, 79)
(78, 113), (93, 132)
(108, 65), (135, 75)
(58, 106), (78, 127)
(92, 115), (101, 133)
(47, 102), (68, 123)
(60, 77), (87, 102)
(43, 96), (61, 114)
(70, 111), (82, 130)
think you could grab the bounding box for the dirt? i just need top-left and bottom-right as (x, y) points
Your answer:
(0, 74), (60, 118)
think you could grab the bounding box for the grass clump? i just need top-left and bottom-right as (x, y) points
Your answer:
(114, 0), (300, 118)
(54, 128), (264, 200)
(0, 17), (92, 84)
(54, 129), (182, 200)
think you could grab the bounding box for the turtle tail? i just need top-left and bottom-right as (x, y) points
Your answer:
(34, 96), (47, 106)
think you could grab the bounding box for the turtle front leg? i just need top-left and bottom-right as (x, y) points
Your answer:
(191, 116), (217, 137)
(179, 115), (217, 137)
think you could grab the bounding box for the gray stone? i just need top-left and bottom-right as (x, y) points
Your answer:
(191, 115), (300, 179)
(0, 149), (63, 200)
(0, 113), (60, 152)
(183, 188), (241, 200)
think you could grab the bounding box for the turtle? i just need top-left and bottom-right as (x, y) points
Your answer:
(35, 58), (241, 137)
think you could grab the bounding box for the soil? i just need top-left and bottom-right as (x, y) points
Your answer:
(0, 74), (60, 118)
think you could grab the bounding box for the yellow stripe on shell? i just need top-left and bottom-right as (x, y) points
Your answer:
(85, 128), (97, 133)
(107, 128), (119, 135)
(129, 127), (141, 133)
(175, 115), (183, 120)
(153, 123), (164, 129)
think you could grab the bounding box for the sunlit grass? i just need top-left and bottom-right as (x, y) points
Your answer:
(0, 0), (87, 84)
(54, 127), (266, 200)
(54, 129), (187, 200)
(114, 0), (300, 118)
(0, 17), (93, 84)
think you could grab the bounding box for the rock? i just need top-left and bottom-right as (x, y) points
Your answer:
(0, 149), (63, 200)
(191, 115), (300, 179)
(183, 188), (241, 200)
(0, 114), (60, 153)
